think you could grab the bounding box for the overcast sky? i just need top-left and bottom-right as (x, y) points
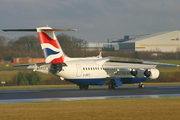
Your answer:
(1, 0), (180, 43)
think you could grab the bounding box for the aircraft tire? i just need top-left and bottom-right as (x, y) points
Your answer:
(79, 85), (89, 90)
(79, 85), (84, 90)
(108, 83), (118, 90)
(113, 85), (118, 90)
(84, 85), (89, 90)
(141, 84), (144, 88)
(138, 84), (144, 89)
(108, 83), (113, 90)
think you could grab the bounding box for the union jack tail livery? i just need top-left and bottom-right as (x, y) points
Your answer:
(37, 27), (61, 64)
(36, 27), (77, 64)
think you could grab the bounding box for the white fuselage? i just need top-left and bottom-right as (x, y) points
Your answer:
(55, 57), (135, 80)
(57, 59), (108, 80)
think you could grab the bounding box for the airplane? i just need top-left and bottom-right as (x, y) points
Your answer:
(3, 26), (179, 90)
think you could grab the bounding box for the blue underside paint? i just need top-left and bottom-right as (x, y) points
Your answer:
(121, 77), (148, 84)
(66, 77), (149, 86)
(115, 78), (122, 86)
(66, 78), (106, 85)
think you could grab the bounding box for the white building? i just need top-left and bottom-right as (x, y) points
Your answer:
(119, 31), (180, 52)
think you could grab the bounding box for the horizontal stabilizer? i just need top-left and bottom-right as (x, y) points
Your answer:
(3, 29), (36, 32)
(3, 29), (77, 32)
(42, 29), (77, 31)
(14, 64), (35, 67)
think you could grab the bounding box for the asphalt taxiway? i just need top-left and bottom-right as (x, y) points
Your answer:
(0, 85), (180, 103)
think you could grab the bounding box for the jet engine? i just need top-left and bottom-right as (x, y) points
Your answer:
(130, 68), (159, 79)
(145, 68), (159, 79)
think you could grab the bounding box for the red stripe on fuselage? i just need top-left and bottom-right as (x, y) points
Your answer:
(37, 32), (60, 49)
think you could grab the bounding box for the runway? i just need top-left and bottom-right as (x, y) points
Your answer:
(0, 85), (180, 103)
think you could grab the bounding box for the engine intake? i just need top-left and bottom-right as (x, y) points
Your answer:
(148, 68), (159, 79)
(144, 70), (151, 77)
(130, 69), (137, 76)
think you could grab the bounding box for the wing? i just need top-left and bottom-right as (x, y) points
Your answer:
(105, 56), (179, 68)
(143, 61), (179, 67)
(102, 57), (179, 79)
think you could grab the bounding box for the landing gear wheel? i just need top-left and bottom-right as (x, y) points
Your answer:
(79, 85), (89, 90)
(113, 85), (118, 90)
(108, 83), (118, 90)
(138, 83), (144, 89)
(108, 83), (113, 90)
(79, 85), (83, 90)
(84, 85), (89, 90)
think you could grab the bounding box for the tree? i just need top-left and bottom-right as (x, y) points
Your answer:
(0, 35), (7, 44)
(56, 33), (87, 57)
(102, 47), (115, 52)
(17, 72), (29, 85)
(5, 35), (43, 60)
(26, 72), (41, 85)
(7, 35), (41, 53)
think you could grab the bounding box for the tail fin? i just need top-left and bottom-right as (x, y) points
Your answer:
(3, 27), (77, 64)
(97, 51), (102, 58)
(37, 27), (63, 64)
(37, 27), (77, 64)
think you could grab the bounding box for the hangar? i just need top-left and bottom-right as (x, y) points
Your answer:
(119, 31), (180, 52)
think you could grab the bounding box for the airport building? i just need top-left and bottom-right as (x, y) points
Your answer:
(87, 31), (180, 52)
(118, 31), (180, 52)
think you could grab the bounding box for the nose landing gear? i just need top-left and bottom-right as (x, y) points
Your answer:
(138, 82), (144, 89)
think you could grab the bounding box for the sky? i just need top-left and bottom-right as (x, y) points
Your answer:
(1, 0), (180, 43)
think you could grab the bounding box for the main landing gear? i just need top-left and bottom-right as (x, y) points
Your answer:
(79, 85), (89, 90)
(138, 82), (144, 89)
(108, 79), (118, 90)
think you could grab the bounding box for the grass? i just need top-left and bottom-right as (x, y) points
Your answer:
(0, 85), (78, 90)
(0, 97), (180, 120)
(0, 82), (180, 90)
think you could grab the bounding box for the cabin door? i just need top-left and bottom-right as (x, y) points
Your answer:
(76, 64), (82, 77)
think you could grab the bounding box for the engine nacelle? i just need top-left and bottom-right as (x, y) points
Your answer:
(130, 69), (145, 78)
(136, 69), (145, 78)
(147, 68), (159, 79)
(130, 68), (159, 79)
